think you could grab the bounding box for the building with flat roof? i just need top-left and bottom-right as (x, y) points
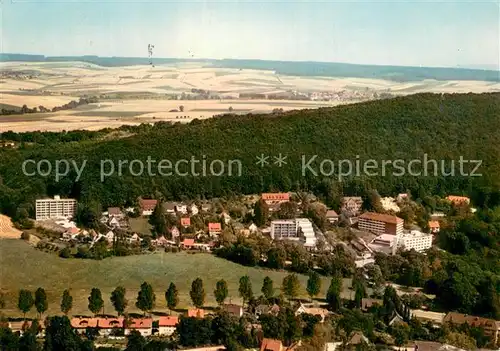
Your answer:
(396, 230), (433, 253)
(270, 218), (316, 247)
(358, 212), (404, 235)
(36, 195), (77, 221)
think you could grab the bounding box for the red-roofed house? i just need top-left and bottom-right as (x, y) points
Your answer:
(428, 220), (440, 234)
(98, 317), (124, 336)
(181, 217), (191, 227)
(125, 318), (153, 336)
(71, 317), (99, 334)
(158, 316), (179, 336)
(326, 210), (339, 224)
(444, 312), (500, 344)
(9, 320), (45, 336)
(187, 308), (205, 318)
(107, 207), (124, 218)
(260, 338), (284, 351)
(182, 238), (195, 249)
(208, 222), (222, 236)
(446, 195), (470, 205)
(139, 199), (158, 216)
(261, 193), (290, 207)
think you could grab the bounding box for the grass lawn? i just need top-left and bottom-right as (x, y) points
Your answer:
(128, 217), (153, 235)
(0, 240), (352, 318)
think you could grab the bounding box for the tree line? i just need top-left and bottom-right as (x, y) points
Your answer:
(0, 97), (98, 116)
(5, 272), (338, 318)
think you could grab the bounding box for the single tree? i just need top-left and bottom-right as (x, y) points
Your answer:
(281, 273), (301, 301)
(214, 279), (229, 306)
(179, 105), (185, 112)
(190, 278), (206, 308)
(238, 275), (253, 307)
(326, 275), (342, 312)
(135, 282), (155, 315)
(126, 329), (147, 350)
(149, 202), (167, 236)
(253, 199), (269, 227)
(34, 287), (48, 318)
(88, 288), (104, 316)
(354, 283), (365, 308)
(267, 246), (286, 269)
(44, 316), (82, 350)
(18, 289), (34, 319)
(19, 319), (39, 350)
(306, 271), (322, 301)
(110, 286), (128, 316)
(165, 282), (179, 312)
(0, 292), (6, 309)
(261, 276), (274, 300)
(61, 289), (73, 315)
(392, 323), (410, 349)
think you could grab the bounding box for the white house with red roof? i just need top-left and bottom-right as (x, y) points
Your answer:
(182, 238), (195, 249)
(139, 199), (157, 216)
(208, 222), (222, 236)
(181, 217), (191, 227)
(158, 316), (179, 336)
(125, 318), (153, 336)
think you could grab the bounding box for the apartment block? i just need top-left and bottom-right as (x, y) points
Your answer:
(270, 218), (316, 247)
(358, 212), (404, 235)
(396, 230), (433, 253)
(35, 195), (77, 220)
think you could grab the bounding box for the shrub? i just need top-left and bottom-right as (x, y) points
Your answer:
(20, 231), (30, 241)
(59, 247), (71, 258)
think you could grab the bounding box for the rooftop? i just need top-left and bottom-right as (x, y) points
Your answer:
(359, 212), (404, 224)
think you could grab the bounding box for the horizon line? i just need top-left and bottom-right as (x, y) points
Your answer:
(1, 52), (499, 73)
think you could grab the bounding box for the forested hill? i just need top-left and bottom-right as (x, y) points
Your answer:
(1, 92), (500, 216)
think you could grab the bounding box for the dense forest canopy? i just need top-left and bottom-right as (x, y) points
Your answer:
(0, 92), (499, 216)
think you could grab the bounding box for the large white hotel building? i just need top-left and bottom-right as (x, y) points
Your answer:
(270, 218), (316, 247)
(35, 195), (77, 220)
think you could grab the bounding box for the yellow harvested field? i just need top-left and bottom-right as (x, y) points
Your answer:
(0, 93), (79, 109)
(0, 215), (22, 239)
(0, 61), (498, 132)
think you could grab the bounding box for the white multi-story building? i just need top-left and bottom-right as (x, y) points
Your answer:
(35, 195), (77, 220)
(270, 218), (316, 247)
(396, 230), (433, 253)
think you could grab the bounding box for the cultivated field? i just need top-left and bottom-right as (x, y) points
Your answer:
(0, 215), (22, 239)
(1, 61), (498, 132)
(0, 240), (352, 317)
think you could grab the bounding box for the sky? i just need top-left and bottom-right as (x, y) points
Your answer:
(1, 0), (499, 69)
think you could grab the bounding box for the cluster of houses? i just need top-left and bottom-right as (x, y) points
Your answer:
(328, 194), (475, 267)
(4, 299), (499, 350)
(358, 298), (500, 346)
(36, 192), (473, 262)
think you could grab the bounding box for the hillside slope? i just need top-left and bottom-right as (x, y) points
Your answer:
(1, 92), (499, 213)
